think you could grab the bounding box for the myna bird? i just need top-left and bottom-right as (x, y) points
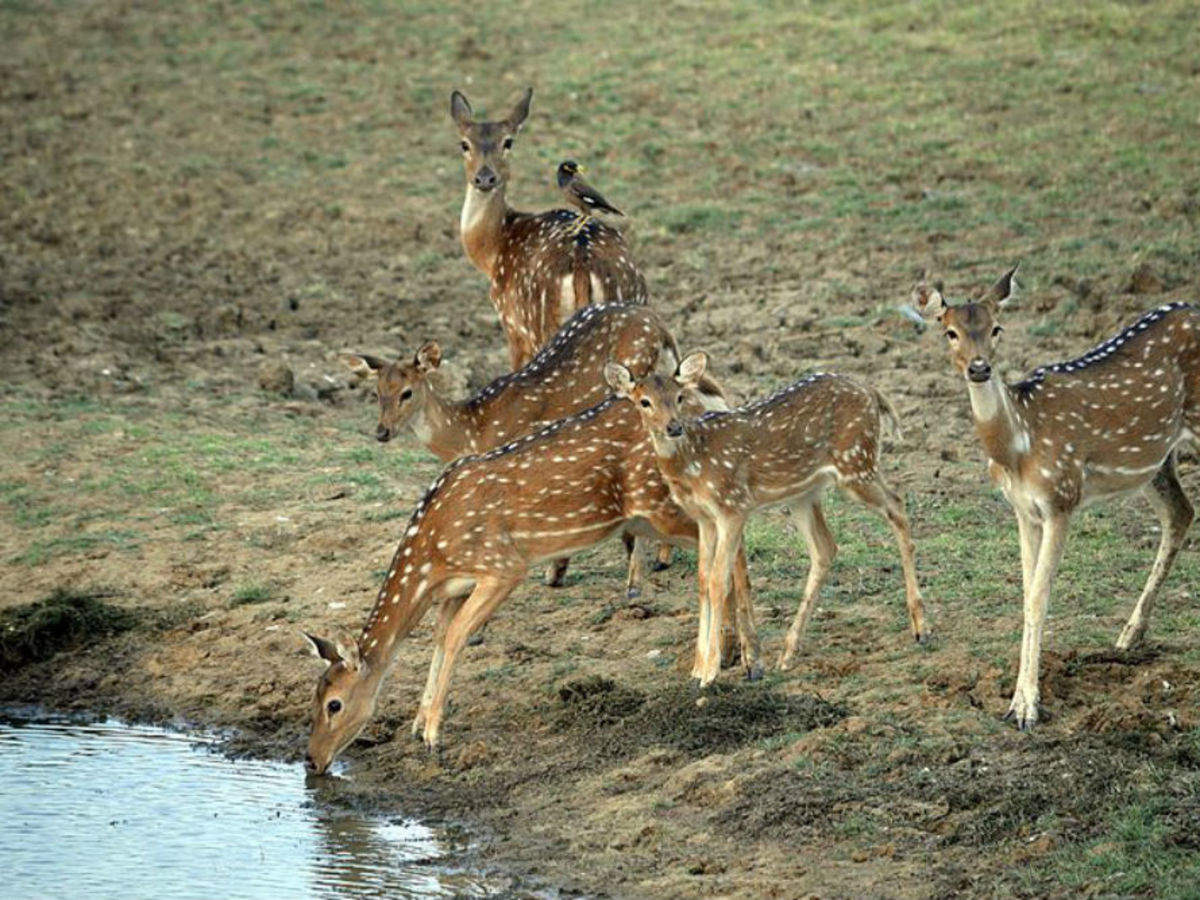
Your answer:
(557, 160), (624, 219)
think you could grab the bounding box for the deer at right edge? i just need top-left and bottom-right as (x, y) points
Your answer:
(914, 265), (1199, 729)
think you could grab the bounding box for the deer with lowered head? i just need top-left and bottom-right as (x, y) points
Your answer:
(451, 87), (647, 369)
(343, 303), (726, 595)
(606, 353), (929, 683)
(301, 391), (763, 773)
(913, 264), (1199, 729)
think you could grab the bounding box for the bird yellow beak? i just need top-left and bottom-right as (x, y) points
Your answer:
(577, 164), (587, 174)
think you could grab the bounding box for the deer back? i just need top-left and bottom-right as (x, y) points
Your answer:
(465, 304), (674, 447)
(669, 374), (885, 507)
(493, 210), (648, 366)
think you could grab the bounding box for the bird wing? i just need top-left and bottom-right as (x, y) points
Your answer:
(571, 179), (623, 216)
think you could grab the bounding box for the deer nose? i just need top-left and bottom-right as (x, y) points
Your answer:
(304, 752), (318, 773)
(665, 420), (684, 438)
(472, 167), (497, 191)
(375, 424), (391, 442)
(967, 358), (992, 383)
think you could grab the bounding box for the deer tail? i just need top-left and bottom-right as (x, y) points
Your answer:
(871, 388), (903, 439)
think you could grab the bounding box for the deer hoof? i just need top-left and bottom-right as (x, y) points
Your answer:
(1005, 692), (1039, 731)
(745, 661), (764, 682)
(1114, 623), (1145, 651)
(651, 560), (671, 572)
(914, 628), (932, 646)
(626, 585), (641, 600)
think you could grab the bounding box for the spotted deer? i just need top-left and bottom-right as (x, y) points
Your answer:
(343, 303), (726, 594)
(451, 88), (648, 369)
(607, 353), (929, 682)
(913, 265), (1200, 729)
(302, 394), (763, 773)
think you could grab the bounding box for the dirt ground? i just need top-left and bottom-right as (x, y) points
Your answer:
(3, 2), (1199, 897)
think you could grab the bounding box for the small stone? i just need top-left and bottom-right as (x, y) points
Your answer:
(257, 361), (294, 395)
(1127, 263), (1163, 294)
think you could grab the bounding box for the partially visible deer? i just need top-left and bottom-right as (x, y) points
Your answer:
(343, 304), (726, 594)
(607, 354), (928, 683)
(450, 88), (648, 369)
(302, 395), (763, 773)
(913, 265), (1199, 729)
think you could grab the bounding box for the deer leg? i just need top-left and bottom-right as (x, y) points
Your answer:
(544, 557), (570, 587)
(728, 543), (762, 680)
(623, 531), (645, 599)
(846, 476), (930, 643)
(1014, 509), (1042, 604)
(653, 543), (674, 572)
(692, 517), (717, 681)
(779, 501), (837, 671)
(1008, 512), (1069, 730)
(1116, 457), (1193, 650)
(421, 574), (521, 750)
(700, 514), (744, 686)
(412, 595), (465, 738)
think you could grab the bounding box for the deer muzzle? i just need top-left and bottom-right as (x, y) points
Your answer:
(967, 357), (992, 383)
(472, 166), (498, 191)
(375, 424), (392, 443)
(665, 420), (684, 438)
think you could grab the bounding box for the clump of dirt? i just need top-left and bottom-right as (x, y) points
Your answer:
(0, 588), (135, 672)
(554, 675), (847, 758)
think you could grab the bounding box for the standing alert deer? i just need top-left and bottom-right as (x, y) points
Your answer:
(451, 88), (648, 369)
(914, 265), (1199, 728)
(343, 303), (726, 594)
(606, 354), (929, 683)
(302, 394), (762, 774)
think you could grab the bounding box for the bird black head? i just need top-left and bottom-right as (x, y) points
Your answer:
(556, 160), (580, 187)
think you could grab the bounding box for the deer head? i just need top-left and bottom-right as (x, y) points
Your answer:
(606, 351), (710, 451)
(913, 265), (1019, 384)
(342, 342), (442, 442)
(449, 87), (532, 193)
(302, 631), (382, 775)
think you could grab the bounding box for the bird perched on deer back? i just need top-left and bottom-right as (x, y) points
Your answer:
(557, 160), (624, 219)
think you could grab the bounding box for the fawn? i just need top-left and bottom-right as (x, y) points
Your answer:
(607, 353), (929, 682)
(451, 88), (648, 369)
(914, 265), (1199, 728)
(343, 303), (726, 594)
(302, 393), (762, 772)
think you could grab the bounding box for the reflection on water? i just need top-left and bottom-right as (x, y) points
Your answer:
(0, 715), (490, 898)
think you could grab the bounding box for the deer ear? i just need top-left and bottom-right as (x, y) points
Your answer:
(911, 282), (948, 319)
(341, 353), (387, 376)
(979, 263), (1019, 311)
(604, 362), (635, 397)
(450, 90), (473, 128)
(302, 631), (344, 665)
(675, 351), (708, 388)
(506, 86), (533, 131)
(414, 341), (442, 372)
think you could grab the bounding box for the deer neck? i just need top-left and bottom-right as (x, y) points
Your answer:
(966, 376), (1030, 470)
(358, 532), (438, 669)
(412, 389), (478, 462)
(649, 426), (706, 481)
(460, 184), (510, 277)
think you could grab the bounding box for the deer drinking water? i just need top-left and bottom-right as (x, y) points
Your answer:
(343, 303), (725, 594)
(914, 266), (1199, 729)
(302, 394), (763, 773)
(607, 353), (929, 683)
(451, 88), (648, 369)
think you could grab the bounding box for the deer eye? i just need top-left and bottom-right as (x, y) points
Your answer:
(459, 140), (469, 153)
(991, 325), (1004, 337)
(399, 388), (413, 401)
(502, 137), (513, 151)
(945, 329), (959, 341)
(639, 398), (651, 408)
(326, 699), (342, 715)
(676, 393), (684, 404)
